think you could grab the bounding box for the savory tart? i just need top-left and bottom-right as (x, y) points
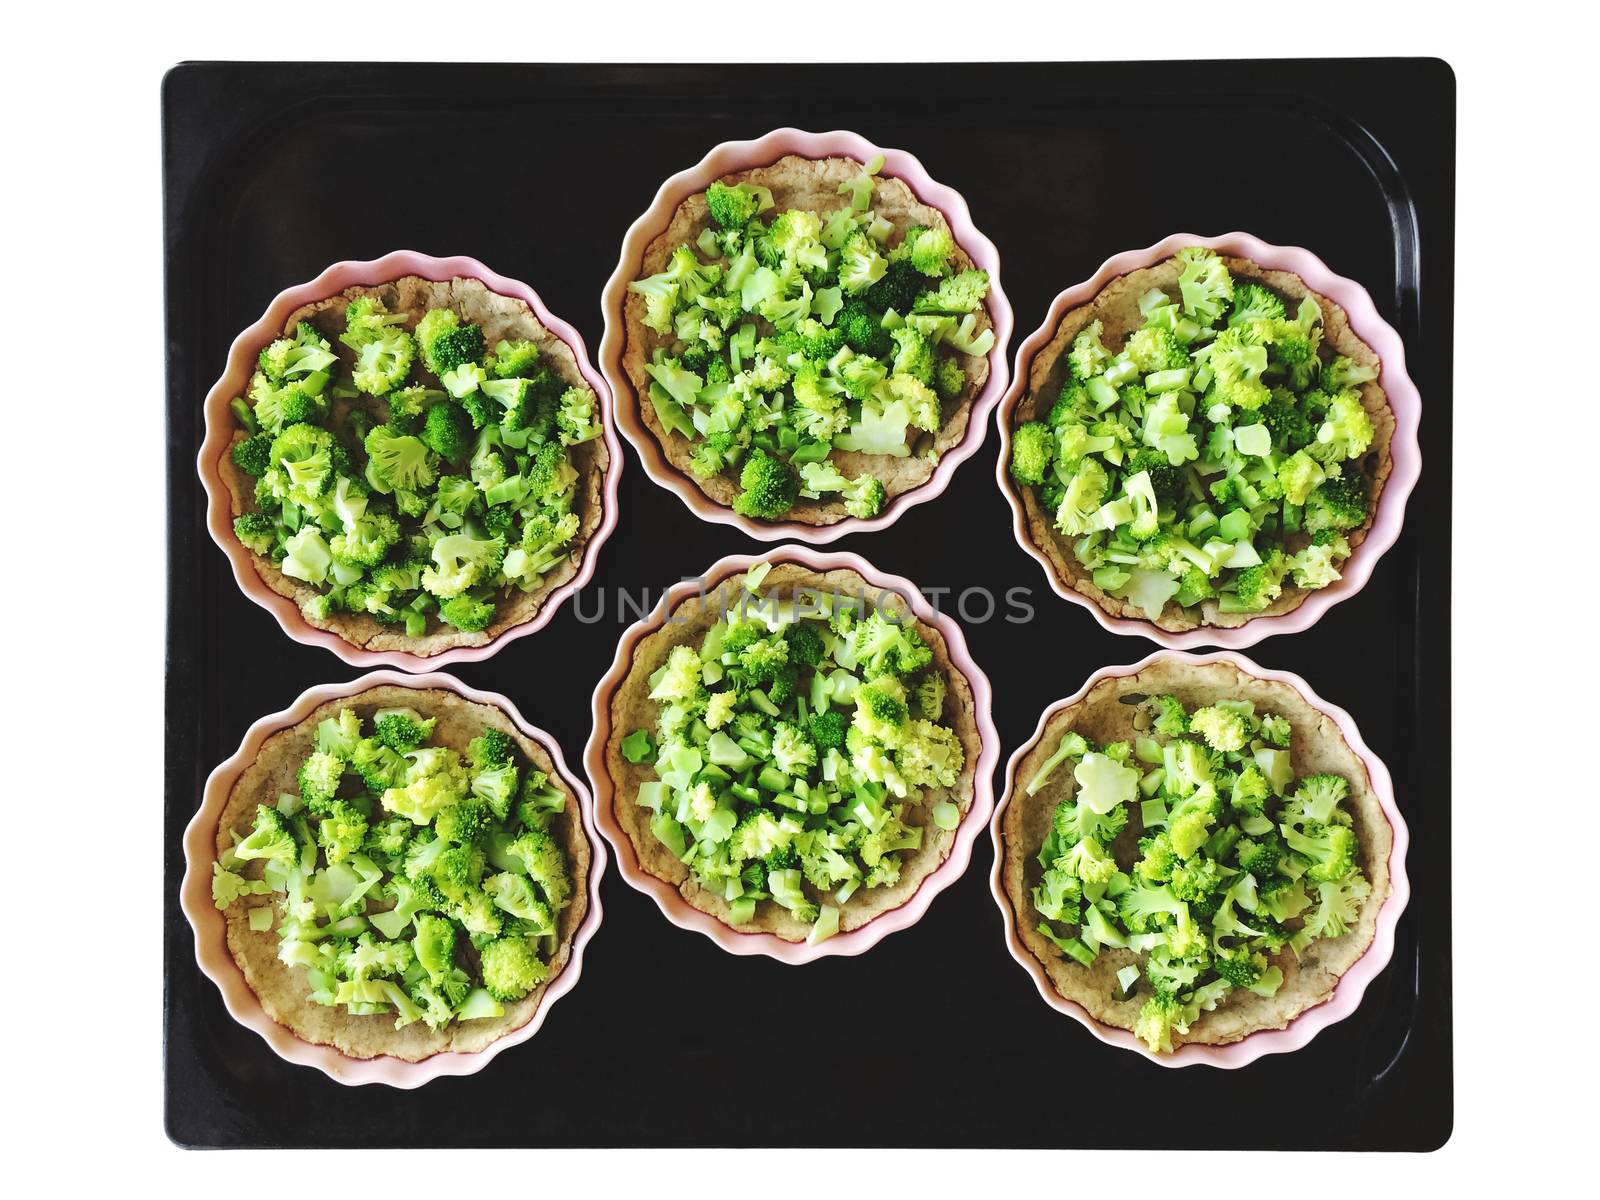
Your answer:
(999, 658), (1392, 1052)
(220, 275), (608, 656)
(603, 561), (984, 942)
(621, 155), (996, 525)
(211, 685), (591, 1061)
(1007, 247), (1395, 631)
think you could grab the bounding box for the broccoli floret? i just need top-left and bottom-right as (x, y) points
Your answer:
(1048, 379), (1090, 427)
(1167, 787), (1222, 860)
(1212, 946), (1267, 991)
(862, 258), (924, 315)
(890, 324), (934, 385)
(1304, 473), (1368, 534)
(439, 594), (496, 633)
(853, 675), (910, 747)
(736, 637), (788, 687)
(329, 513), (401, 570)
(1127, 450), (1183, 508)
(505, 828), (571, 910)
(1010, 421), (1055, 486)
(515, 770), (566, 830)
(932, 355), (965, 401)
(1124, 325), (1190, 373)
(1171, 566), (1212, 609)
(1189, 706), (1250, 753)
(1150, 695), (1188, 737)
(409, 912), (456, 981)
(781, 621), (825, 667)
(1275, 449), (1327, 507)
(1260, 393), (1314, 451)
(1312, 390), (1375, 462)
(351, 738), (406, 793)
(316, 801), (369, 865)
(231, 434), (274, 477)
(732, 449), (799, 520)
(689, 431), (738, 479)
(1054, 459), (1110, 536)
(835, 299), (893, 357)
(1283, 822), (1358, 884)
(374, 710), (436, 753)
(807, 709), (847, 753)
(351, 328), (415, 397)
(1227, 283), (1287, 327)
(295, 749), (345, 812)
(433, 796), (489, 846)
(420, 402), (474, 463)
(1236, 832), (1282, 877)
(1288, 772), (1352, 825)
(771, 721), (819, 776)
(485, 873), (554, 930)
(649, 644), (705, 707)
(1068, 320), (1111, 379)
(911, 269), (989, 317)
(1231, 550), (1289, 612)
(465, 729), (515, 771)
(1320, 355), (1379, 394)
(416, 310), (486, 376)
(841, 473), (886, 519)
(421, 530), (506, 599)
(363, 424), (437, 493)
(851, 611), (932, 676)
(1134, 832), (1179, 885)
(269, 423), (336, 503)
(838, 229), (888, 294)
(894, 719), (965, 789)
(1175, 246), (1234, 324)
(235, 804), (296, 862)
(1230, 763), (1271, 817)
(233, 512), (276, 555)
(706, 180), (763, 229)
(361, 815), (414, 865)
(907, 225), (955, 276)
(1168, 856), (1225, 904)
(487, 338), (541, 379)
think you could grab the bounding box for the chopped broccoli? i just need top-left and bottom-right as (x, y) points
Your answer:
(706, 181), (764, 229)
(732, 449), (799, 520)
(1010, 422), (1055, 486)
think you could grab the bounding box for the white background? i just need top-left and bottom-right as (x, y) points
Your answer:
(5, 0), (1590, 1187)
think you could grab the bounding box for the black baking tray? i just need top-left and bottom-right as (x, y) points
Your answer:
(163, 60), (1454, 1150)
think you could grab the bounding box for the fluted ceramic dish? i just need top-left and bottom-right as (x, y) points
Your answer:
(196, 251), (622, 670)
(600, 127), (1014, 542)
(995, 231), (1422, 648)
(990, 648), (1409, 1067)
(586, 546), (998, 960)
(179, 670), (606, 1087)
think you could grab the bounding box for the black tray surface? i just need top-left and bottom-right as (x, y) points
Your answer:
(164, 60), (1454, 1149)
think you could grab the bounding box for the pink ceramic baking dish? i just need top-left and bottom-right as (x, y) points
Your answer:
(196, 250), (623, 671)
(995, 231), (1423, 648)
(989, 648), (1410, 1068)
(585, 545), (999, 962)
(598, 127), (1014, 543)
(179, 670), (607, 1087)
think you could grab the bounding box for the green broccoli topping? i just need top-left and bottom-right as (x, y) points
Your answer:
(732, 449), (800, 520)
(1006, 245), (1371, 621)
(210, 706), (572, 1032)
(626, 182), (991, 524)
(629, 563), (965, 936)
(228, 296), (594, 640)
(1025, 692), (1369, 1053)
